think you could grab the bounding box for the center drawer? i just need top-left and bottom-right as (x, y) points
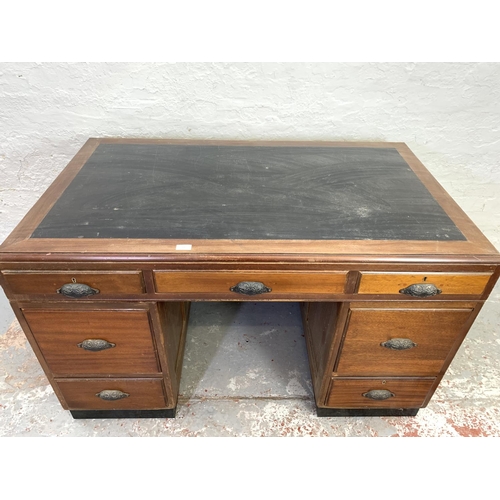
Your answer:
(154, 271), (347, 297)
(22, 308), (160, 376)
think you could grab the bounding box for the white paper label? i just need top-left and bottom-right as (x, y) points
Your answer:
(175, 244), (192, 251)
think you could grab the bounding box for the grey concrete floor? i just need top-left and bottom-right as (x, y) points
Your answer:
(1, 291), (500, 436)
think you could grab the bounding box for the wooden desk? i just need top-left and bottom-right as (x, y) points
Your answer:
(1, 139), (499, 419)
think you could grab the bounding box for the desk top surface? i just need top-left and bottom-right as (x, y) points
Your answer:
(32, 143), (464, 242)
(1, 139), (498, 261)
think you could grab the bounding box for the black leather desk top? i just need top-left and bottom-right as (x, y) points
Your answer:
(31, 144), (465, 241)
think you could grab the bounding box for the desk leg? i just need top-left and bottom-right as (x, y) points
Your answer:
(301, 302), (339, 411)
(154, 301), (191, 418)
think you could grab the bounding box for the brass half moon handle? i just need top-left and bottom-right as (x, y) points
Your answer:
(96, 390), (130, 401)
(78, 339), (116, 351)
(57, 282), (100, 298)
(230, 281), (272, 295)
(362, 389), (395, 400)
(381, 338), (417, 350)
(399, 283), (442, 297)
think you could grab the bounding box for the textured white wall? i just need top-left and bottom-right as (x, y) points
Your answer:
(1, 62), (499, 245)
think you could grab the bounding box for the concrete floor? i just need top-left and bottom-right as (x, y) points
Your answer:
(1, 289), (500, 437)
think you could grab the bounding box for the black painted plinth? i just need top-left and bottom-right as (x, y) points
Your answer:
(70, 408), (176, 419)
(316, 407), (419, 417)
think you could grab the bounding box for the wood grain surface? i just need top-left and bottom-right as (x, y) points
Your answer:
(22, 309), (160, 376)
(358, 272), (492, 295)
(56, 378), (167, 410)
(154, 270), (347, 295)
(335, 307), (474, 376)
(326, 378), (435, 408)
(3, 270), (144, 295)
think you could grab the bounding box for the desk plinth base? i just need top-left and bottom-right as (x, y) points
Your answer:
(316, 407), (419, 417)
(70, 408), (176, 419)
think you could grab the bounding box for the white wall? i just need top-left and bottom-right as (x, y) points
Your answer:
(1, 62), (499, 246)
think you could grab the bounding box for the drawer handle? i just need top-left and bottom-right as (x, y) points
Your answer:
(381, 338), (417, 350)
(399, 283), (442, 297)
(230, 281), (272, 295)
(77, 339), (116, 351)
(57, 280), (100, 298)
(362, 389), (395, 400)
(96, 390), (130, 401)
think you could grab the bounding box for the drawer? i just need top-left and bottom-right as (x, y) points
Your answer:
(154, 271), (347, 296)
(326, 378), (435, 409)
(336, 307), (474, 376)
(56, 378), (167, 410)
(357, 272), (491, 296)
(2, 271), (144, 296)
(22, 309), (160, 376)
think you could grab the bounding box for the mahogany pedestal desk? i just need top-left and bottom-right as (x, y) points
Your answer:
(1, 139), (499, 419)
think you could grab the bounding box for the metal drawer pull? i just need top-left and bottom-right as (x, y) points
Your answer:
(381, 338), (417, 350)
(230, 281), (272, 295)
(399, 283), (442, 297)
(57, 279), (100, 298)
(362, 389), (395, 400)
(77, 339), (116, 351)
(96, 390), (130, 401)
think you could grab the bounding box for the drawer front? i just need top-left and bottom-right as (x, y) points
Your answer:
(56, 378), (167, 410)
(326, 378), (435, 408)
(154, 271), (347, 296)
(22, 309), (160, 375)
(336, 307), (474, 376)
(358, 272), (491, 296)
(2, 271), (145, 295)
